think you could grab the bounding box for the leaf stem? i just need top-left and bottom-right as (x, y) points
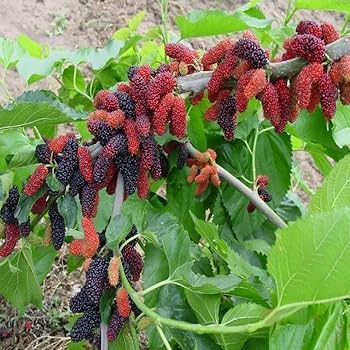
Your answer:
(119, 233), (142, 251)
(73, 65), (93, 102)
(129, 315), (140, 350)
(251, 128), (259, 191)
(185, 142), (287, 229)
(139, 279), (172, 296)
(156, 324), (173, 350)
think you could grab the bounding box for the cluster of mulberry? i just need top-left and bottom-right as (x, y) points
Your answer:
(69, 225), (143, 344)
(247, 175), (272, 213)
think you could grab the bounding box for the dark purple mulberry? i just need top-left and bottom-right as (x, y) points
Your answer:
(218, 95), (237, 140)
(124, 225), (138, 247)
(127, 65), (138, 81)
(234, 39), (268, 68)
(150, 149), (162, 181)
(48, 201), (65, 250)
(115, 154), (139, 195)
(84, 256), (109, 306)
(35, 143), (51, 164)
(107, 309), (127, 342)
(70, 308), (100, 342)
(140, 136), (156, 171)
(101, 133), (128, 160)
(176, 143), (189, 169)
(69, 170), (86, 197)
(0, 186), (19, 225)
(114, 91), (136, 119)
(88, 120), (116, 146)
(79, 184), (98, 218)
(122, 245), (143, 282)
(257, 187), (272, 202)
(56, 139), (78, 185)
(70, 289), (91, 313)
(19, 219), (30, 237)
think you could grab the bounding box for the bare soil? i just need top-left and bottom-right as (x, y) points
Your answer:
(0, 0), (344, 348)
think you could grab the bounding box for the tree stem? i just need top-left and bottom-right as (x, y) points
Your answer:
(185, 142), (287, 229)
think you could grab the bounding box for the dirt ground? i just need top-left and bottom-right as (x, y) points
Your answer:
(0, 0), (345, 349)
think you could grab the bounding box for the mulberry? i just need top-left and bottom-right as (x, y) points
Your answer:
(128, 65), (138, 81)
(0, 186), (19, 225)
(114, 91), (136, 119)
(107, 309), (127, 342)
(204, 89), (231, 121)
(256, 175), (269, 187)
(84, 256), (109, 306)
(101, 133), (128, 160)
(48, 202), (65, 250)
(189, 91), (205, 105)
(318, 73), (337, 119)
(124, 225), (138, 247)
(77, 147), (94, 183)
(340, 82), (350, 105)
(122, 245), (143, 282)
(108, 256), (120, 286)
(257, 187), (272, 202)
(165, 43), (198, 64)
(70, 289), (90, 313)
(295, 63), (323, 109)
(124, 119), (140, 155)
(159, 151), (169, 178)
(140, 136), (156, 171)
(150, 149), (162, 181)
(233, 59), (251, 79)
(48, 135), (75, 154)
(307, 84), (320, 112)
(234, 38), (268, 68)
(116, 288), (131, 318)
(243, 69), (268, 99)
(152, 63), (171, 77)
(218, 95), (237, 140)
(130, 72), (150, 106)
(287, 34), (325, 63)
(79, 184), (98, 218)
(137, 169), (149, 199)
(135, 114), (151, 137)
(31, 193), (48, 214)
(296, 21), (322, 38)
(93, 155), (113, 184)
(19, 220), (30, 237)
(153, 93), (175, 135)
(56, 139), (78, 185)
(70, 308), (100, 342)
(94, 90), (119, 112)
(35, 143), (51, 164)
(69, 170), (86, 197)
(321, 23), (339, 44)
(273, 79), (291, 133)
(24, 164), (48, 196)
(87, 120), (116, 146)
(259, 83), (281, 129)
(147, 72), (176, 110)
(176, 143), (189, 169)
(201, 39), (234, 69)
(106, 175), (117, 195)
(115, 153), (139, 195)
(236, 69), (255, 113)
(0, 223), (20, 257)
(170, 96), (187, 139)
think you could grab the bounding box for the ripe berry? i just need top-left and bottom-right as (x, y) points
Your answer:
(170, 96), (187, 140)
(165, 43), (198, 64)
(124, 225), (138, 247)
(176, 143), (189, 169)
(321, 23), (339, 44)
(218, 95), (237, 140)
(150, 149), (162, 181)
(87, 120), (116, 146)
(234, 38), (268, 68)
(107, 309), (127, 342)
(0, 186), (19, 225)
(287, 34), (325, 63)
(24, 164), (49, 196)
(147, 72), (176, 110)
(70, 308), (100, 342)
(115, 153), (139, 195)
(69, 170), (86, 197)
(93, 155), (113, 184)
(79, 184), (98, 218)
(69, 289), (91, 313)
(122, 245), (143, 282)
(35, 143), (51, 164)
(48, 202), (65, 250)
(116, 287), (131, 318)
(204, 89), (231, 121)
(0, 223), (20, 257)
(296, 21), (322, 38)
(31, 193), (48, 214)
(101, 133), (128, 160)
(94, 90), (119, 112)
(114, 91), (136, 119)
(318, 73), (337, 119)
(160, 151), (169, 178)
(56, 139), (78, 185)
(19, 219), (31, 238)
(257, 187), (272, 202)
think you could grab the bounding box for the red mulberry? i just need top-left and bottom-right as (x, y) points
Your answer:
(165, 43), (198, 64)
(201, 39), (234, 69)
(234, 38), (268, 68)
(204, 89), (231, 121)
(259, 83), (281, 129)
(122, 245), (143, 282)
(101, 133), (128, 160)
(116, 288), (131, 318)
(318, 73), (337, 119)
(296, 21), (322, 38)
(136, 114), (151, 136)
(295, 63), (324, 109)
(189, 91), (205, 105)
(286, 34), (325, 63)
(307, 84), (320, 113)
(217, 95), (237, 140)
(321, 23), (339, 44)
(93, 155), (113, 184)
(94, 90), (119, 112)
(0, 223), (20, 257)
(170, 96), (187, 140)
(236, 69), (254, 113)
(153, 93), (175, 135)
(137, 169), (149, 199)
(147, 72), (176, 110)
(124, 119), (140, 155)
(273, 79), (291, 133)
(31, 193), (48, 214)
(77, 147), (93, 183)
(48, 202), (65, 250)
(48, 134), (75, 154)
(233, 59), (251, 79)
(106, 110), (125, 129)
(256, 175), (269, 187)
(24, 164), (48, 196)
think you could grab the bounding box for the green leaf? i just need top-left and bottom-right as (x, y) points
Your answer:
(332, 103), (350, 148)
(305, 143), (333, 176)
(309, 154), (350, 213)
(240, 239), (271, 255)
(105, 214), (133, 251)
(0, 90), (87, 131)
(0, 245), (42, 312)
(67, 255), (84, 273)
(295, 0), (350, 13)
(57, 193), (77, 229)
(185, 290), (220, 323)
(100, 288), (116, 324)
(46, 172), (61, 192)
(268, 207), (350, 306)
(62, 65), (86, 91)
(128, 11), (145, 32)
(121, 195), (152, 231)
(216, 303), (267, 350)
(188, 103), (208, 151)
(0, 37), (24, 69)
(110, 327), (136, 349)
(175, 10), (272, 38)
(32, 245), (57, 284)
(235, 113), (259, 140)
(0, 130), (36, 169)
(16, 34), (43, 58)
(93, 189), (114, 232)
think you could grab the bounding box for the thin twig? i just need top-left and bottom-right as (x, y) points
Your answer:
(185, 142), (287, 229)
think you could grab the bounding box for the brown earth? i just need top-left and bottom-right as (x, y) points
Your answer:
(0, 0), (345, 349)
